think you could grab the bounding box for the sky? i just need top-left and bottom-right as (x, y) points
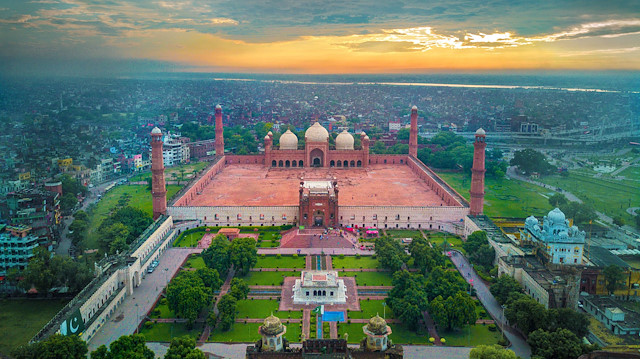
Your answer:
(0, 0), (639, 76)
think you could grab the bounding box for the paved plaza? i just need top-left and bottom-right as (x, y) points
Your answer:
(88, 247), (199, 351)
(182, 164), (449, 207)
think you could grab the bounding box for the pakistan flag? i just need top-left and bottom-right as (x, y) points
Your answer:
(60, 309), (84, 336)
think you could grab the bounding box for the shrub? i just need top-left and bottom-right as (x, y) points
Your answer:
(144, 321), (153, 329)
(488, 324), (497, 332)
(339, 254), (345, 259)
(160, 298), (168, 305)
(480, 310), (486, 318)
(293, 253), (298, 257)
(355, 253), (361, 259)
(371, 255), (376, 259)
(277, 253), (281, 258)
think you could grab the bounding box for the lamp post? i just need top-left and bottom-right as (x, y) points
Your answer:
(501, 304), (506, 341)
(135, 303), (139, 334)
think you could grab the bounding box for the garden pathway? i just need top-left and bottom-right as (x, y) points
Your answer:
(329, 322), (338, 339)
(326, 255), (333, 270)
(205, 268), (236, 343)
(422, 310), (442, 346)
(449, 250), (531, 358)
(302, 309), (311, 340)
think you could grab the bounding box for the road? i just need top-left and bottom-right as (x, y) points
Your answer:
(449, 251), (531, 358)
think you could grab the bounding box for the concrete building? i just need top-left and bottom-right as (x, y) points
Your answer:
(292, 270), (347, 305)
(0, 225), (39, 277)
(582, 295), (640, 336)
(2, 189), (61, 248)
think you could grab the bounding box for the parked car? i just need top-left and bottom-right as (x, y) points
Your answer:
(147, 266), (155, 274)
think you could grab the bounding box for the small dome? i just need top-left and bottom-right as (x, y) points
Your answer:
(363, 135), (370, 141)
(360, 131), (367, 136)
(366, 315), (388, 335)
(262, 315), (284, 335)
(412, 105), (418, 110)
(305, 122), (329, 142)
(267, 131), (273, 136)
(264, 134), (271, 140)
(279, 129), (298, 150)
(215, 104), (222, 109)
(476, 128), (486, 136)
(547, 208), (566, 225)
(151, 127), (162, 135)
(335, 130), (355, 150)
(525, 215), (538, 227)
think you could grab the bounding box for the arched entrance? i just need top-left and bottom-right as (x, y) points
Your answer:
(132, 271), (139, 288)
(310, 148), (324, 167)
(313, 210), (324, 227)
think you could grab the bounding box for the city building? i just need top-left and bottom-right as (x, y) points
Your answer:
(520, 208), (586, 265)
(581, 295), (640, 336)
(388, 120), (402, 132)
(0, 224), (39, 277)
(1, 189), (61, 248)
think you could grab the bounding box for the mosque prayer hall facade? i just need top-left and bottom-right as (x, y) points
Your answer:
(163, 105), (487, 233)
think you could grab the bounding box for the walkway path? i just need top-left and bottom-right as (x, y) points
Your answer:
(88, 247), (198, 351)
(204, 268), (235, 343)
(329, 322), (338, 339)
(422, 310), (442, 346)
(147, 342), (472, 359)
(449, 250), (531, 358)
(302, 309), (311, 340)
(257, 247), (373, 256)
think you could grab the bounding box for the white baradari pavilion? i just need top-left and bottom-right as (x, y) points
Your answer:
(292, 270), (347, 305)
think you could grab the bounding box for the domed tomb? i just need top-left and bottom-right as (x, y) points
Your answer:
(261, 314), (284, 335)
(366, 315), (388, 335)
(305, 122), (329, 142)
(335, 130), (355, 150)
(279, 129), (298, 150)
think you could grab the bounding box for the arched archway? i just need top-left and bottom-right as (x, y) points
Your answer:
(313, 210), (324, 226)
(299, 160), (303, 167)
(278, 160), (283, 167)
(330, 160), (335, 167)
(292, 160), (297, 167)
(344, 161), (349, 168)
(350, 160), (355, 167)
(132, 271), (139, 288)
(271, 160), (276, 167)
(310, 148), (324, 167)
(285, 160), (290, 167)
(337, 160), (342, 167)
(357, 160), (362, 167)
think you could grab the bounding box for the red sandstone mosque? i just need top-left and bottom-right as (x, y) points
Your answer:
(151, 105), (486, 235)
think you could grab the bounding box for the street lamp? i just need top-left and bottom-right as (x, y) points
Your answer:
(501, 304), (506, 341)
(135, 303), (139, 334)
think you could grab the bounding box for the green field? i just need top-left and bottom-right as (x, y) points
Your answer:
(440, 324), (502, 347)
(385, 229), (422, 238)
(389, 324), (431, 344)
(209, 322), (262, 342)
(332, 256), (380, 269)
(336, 323), (367, 343)
(255, 255), (305, 269)
(339, 271), (393, 286)
(139, 322), (203, 342)
(348, 299), (394, 319)
(183, 255), (207, 270)
(0, 299), (69, 353)
(428, 233), (465, 253)
(236, 299), (303, 319)
(538, 172), (639, 227)
(173, 230), (207, 247)
(436, 172), (552, 218)
(129, 161), (209, 183)
(149, 302), (176, 319)
(618, 166), (640, 181)
(84, 184), (181, 249)
(243, 271), (300, 286)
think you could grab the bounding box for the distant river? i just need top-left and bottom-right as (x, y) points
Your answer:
(212, 77), (639, 94)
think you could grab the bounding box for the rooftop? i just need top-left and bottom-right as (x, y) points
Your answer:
(301, 270), (339, 287)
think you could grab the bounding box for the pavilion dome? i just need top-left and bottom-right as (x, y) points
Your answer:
(151, 127), (162, 135)
(335, 130), (355, 150)
(476, 128), (486, 136)
(279, 130), (298, 150)
(366, 315), (388, 335)
(547, 208), (566, 225)
(305, 122), (329, 142)
(262, 314), (284, 335)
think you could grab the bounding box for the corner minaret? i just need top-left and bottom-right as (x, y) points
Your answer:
(469, 128), (487, 216)
(214, 104), (225, 156)
(409, 105), (418, 157)
(151, 127), (167, 220)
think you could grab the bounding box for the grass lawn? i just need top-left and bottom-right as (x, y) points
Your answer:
(389, 324), (431, 344)
(339, 271), (393, 286)
(618, 166), (640, 180)
(149, 302), (175, 319)
(0, 298), (69, 353)
(440, 325), (501, 347)
(588, 316), (623, 345)
(285, 322), (302, 342)
(139, 322), (203, 342)
(332, 256), (380, 269)
(84, 184), (181, 249)
(184, 255), (206, 270)
(256, 255), (305, 269)
(385, 229), (422, 238)
(210, 322), (261, 342)
(538, 173), (639, 228)
(348, 299), (394, 319)
(173, 230), (207, 247)
(130, 161), (209, 183)
(336, 323), (366, 343)
(236, 299), (303, 319)
(243, 271), (300, 286)
(436, 172), (552, 218)
(427, 233), (465, 253)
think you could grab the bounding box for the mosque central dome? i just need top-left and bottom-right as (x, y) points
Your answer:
(279, 129), (298, 150)
(305, 122), (329, 142)
(547, 208), (566, 225)
(335, 130), (355, 150)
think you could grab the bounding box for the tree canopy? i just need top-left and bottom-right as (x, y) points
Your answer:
(166, 271), (213, 326)
(490, 274), (523, 305)
(409, 235), (445, 275)
(469, 345), (518, 359)
(510, 149), (555, 175)
(375, 236), (407, 272)
(229, 237), (258, 276)
(12, 334), (87, 359)
(217, 294), (238, 331)
(90, 334), (154, 359)
(430, 291), (477, 331)
(19, 247), (93, 294)
(202, 234), (231, 277)
(603, 265), (626, 294)
(164, 336), (205, 359)
(527, 328), (595, 359)
(228, 278), (250, 300)
(386, 270), (429, 330)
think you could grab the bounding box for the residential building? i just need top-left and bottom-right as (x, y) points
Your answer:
(0, 224), (39, 276)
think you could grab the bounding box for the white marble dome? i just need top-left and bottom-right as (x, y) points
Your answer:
(335, 130), (354, 150)
(476, 128), (486, 136)
(279, 129), (298, 150)
(547, 208), (566, 224)
(305, 122), (329, 142)
(151, 127), (162, 135)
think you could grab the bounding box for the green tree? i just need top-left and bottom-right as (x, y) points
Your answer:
(90, 334), (153, 359)
(490, 275), (523, 305)
(164, 336), (205, 359)
(396, 128), (410, 140)
(548, 193), (568, 207)
(68, 219), (88, 246)
(229, 237), (257, 276)
(217, 294), (237, 331)
(98, 222), (130, 254)
(386, 270), (429, 330)
(370, 141), (387, 154)
(166, 272), (212, 326)
(375, 236), (406, 272)
(196, 267), (223, 290)
(505, 296), (547, 335)
(409, 235), (444, 274)
(228, 278), (250, 300)
(202, 234), (230, 276)
(613, 216), (625, 227)
(61, 193), (78, 212)
(558, 202), (596, 225)
(510, 149), (555, 175)
(527, 328), (585, 359)
(469, 345), (518, 359)
(74, 210), (88, 222)
(12, 334), (87, 359)
(547, 308), (590, 338)
(603, 265), (625, 294)
(425, 266), (467, 301)
(61, 174), (88, 196)
(430, 292), (477, 331)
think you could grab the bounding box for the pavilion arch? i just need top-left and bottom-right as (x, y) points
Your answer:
(357, 160), (362, 167)
(344, 161), (349, 168)
(350, 160), (355, 167)
(285, 160), (290, 167)
(330, 160), (335, 167)
(337, 160), (342, 167)
(292, 160), (297, 167)
(272, 160), (277, 167)
(278, 160), (284, 167)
